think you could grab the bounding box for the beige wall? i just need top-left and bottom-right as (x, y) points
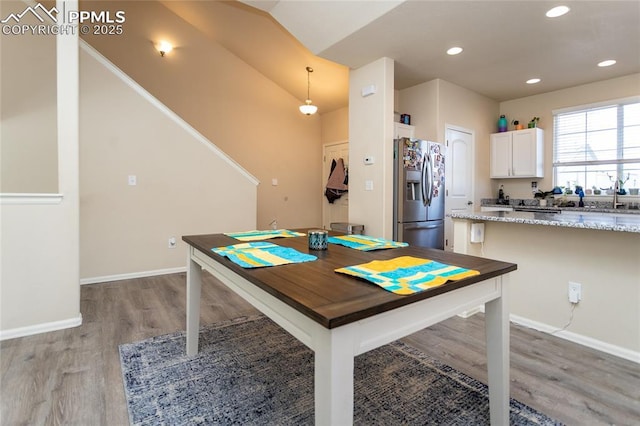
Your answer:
(498, 73), (640, 199)
(399, 79), (499, 204)
(397, 79), (439, 141)
(1, 0), (80, 336)
(82, 1), (323, 231)
(79, 45), (257, 280)
(349, 57), (395, 238)
(0, 0), (58, 193)
(436, 79), (499, 204)
(321, 106), (349, 144)
(454, 219), (640, 359)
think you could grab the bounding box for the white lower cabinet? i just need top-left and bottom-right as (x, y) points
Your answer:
(490, 128), (544, 178)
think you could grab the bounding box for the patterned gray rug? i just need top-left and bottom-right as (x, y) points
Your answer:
(119, 315), (562, 425)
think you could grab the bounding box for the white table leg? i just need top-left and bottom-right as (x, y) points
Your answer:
(313, 326), (355, 426)
(186, 249), (202, 356)
(485, 275), (510, 425)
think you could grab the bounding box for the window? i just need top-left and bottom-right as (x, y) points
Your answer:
(553, 98), (640, 193)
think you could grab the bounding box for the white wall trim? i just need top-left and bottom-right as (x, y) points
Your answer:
(0, 193), (64, 204)
(462, 306), (638, 364)
(79, 41), (259, 187)
(510, 314), (640, 364)
(80, 266), (187, 285)
(0, 314), (82, 341)
(457, 306), (483, 318)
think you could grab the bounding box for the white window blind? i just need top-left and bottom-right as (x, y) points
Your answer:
(553, 99), (640, 192)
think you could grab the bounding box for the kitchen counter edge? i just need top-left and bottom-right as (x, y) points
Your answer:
(450, 211), (640, 234)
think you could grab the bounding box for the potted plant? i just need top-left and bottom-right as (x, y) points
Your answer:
(528, 117), (540, 128)
(607, 172), (630, 195)
(534, 190), (552, 206)
(617, 173), (630, 195)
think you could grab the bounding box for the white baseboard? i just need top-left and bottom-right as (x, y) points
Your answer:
(509, 314), (640, 364)
(460, 305), (638, 364)
(0, 314), (82, 341)
(80, 267), (187, 285)
(457, 306), (484, 318)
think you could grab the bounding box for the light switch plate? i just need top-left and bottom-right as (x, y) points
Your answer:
(361, 84), (377, 97)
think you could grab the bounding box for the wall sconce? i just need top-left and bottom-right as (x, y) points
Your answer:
(299, 66), (318, 115)
(157, 41), (173, 57)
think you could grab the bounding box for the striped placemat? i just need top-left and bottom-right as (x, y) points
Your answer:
(335, 256), (479, 295)
(328, 234), (408, 251)
(224, 229), (305, 241)
(212, 242), (316, 268)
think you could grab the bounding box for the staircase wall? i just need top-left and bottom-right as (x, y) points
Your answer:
(81, 0), (323, 233)
(79, 43), (258, 281)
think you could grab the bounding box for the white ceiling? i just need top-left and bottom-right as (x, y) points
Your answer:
(168, 1), (640, 113)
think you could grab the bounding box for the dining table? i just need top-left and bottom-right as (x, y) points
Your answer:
(182, 229), (517, 425)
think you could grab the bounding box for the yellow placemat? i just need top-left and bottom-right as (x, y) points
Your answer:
(224, 229), (305, 241)
(335, 256), (480, 295)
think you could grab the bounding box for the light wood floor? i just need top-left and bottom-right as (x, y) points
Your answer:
(1, 272), (638, 425)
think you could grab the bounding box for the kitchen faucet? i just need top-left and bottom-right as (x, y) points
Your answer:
(613, 180), (624, 209)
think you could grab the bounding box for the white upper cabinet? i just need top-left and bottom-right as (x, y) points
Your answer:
(394, 122), (415, 139)
(490, 128), (544, 178)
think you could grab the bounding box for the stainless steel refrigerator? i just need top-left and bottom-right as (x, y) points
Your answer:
(393, 138), (445, 249)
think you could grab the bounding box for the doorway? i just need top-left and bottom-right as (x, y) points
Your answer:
(322, 141), (349, 230)
(445, 126), (474, 252)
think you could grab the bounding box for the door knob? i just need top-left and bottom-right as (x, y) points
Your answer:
(467, 201), (474, 205)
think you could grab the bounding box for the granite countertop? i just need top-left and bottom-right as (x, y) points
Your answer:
(482, 204), (640, 215)
(450, 210), (640, 234)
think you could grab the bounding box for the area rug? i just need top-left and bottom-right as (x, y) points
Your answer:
(119, 316), (562, 425)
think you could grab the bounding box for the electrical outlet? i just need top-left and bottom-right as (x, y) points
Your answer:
(568, 281), (582, 303)
(168, 237), (177, 249)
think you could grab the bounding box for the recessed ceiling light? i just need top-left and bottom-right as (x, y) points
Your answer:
(446, 47), (463, 55)
(546, 6), (570, 18)
(598, 59), (617, 67)
(526, 78), (541, 84)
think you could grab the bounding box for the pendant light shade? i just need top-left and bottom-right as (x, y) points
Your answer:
(299, 100), (318, 115)
(299, 66), (318, 115)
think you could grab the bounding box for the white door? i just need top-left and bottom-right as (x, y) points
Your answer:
(445, 126), (474, 252)
(322, 142), (349, 230)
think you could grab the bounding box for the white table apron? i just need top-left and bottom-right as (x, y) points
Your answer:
(186, 245), (510, 426)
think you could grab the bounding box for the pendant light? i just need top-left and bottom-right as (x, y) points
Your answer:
(299, 66), (318, 115)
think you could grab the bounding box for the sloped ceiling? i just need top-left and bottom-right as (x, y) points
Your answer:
(159, 0), (350, 114)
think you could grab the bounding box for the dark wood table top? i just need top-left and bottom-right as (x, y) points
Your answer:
(183, 230), (517, 329)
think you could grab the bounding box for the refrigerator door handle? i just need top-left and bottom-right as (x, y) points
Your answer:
(424, 152), (433, 206)
(421, 152), (428, 206)
(404, 221), (442, 230)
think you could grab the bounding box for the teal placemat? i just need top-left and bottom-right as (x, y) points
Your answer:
(212, 242), (316, 268)
(328, 234), (408, 251)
